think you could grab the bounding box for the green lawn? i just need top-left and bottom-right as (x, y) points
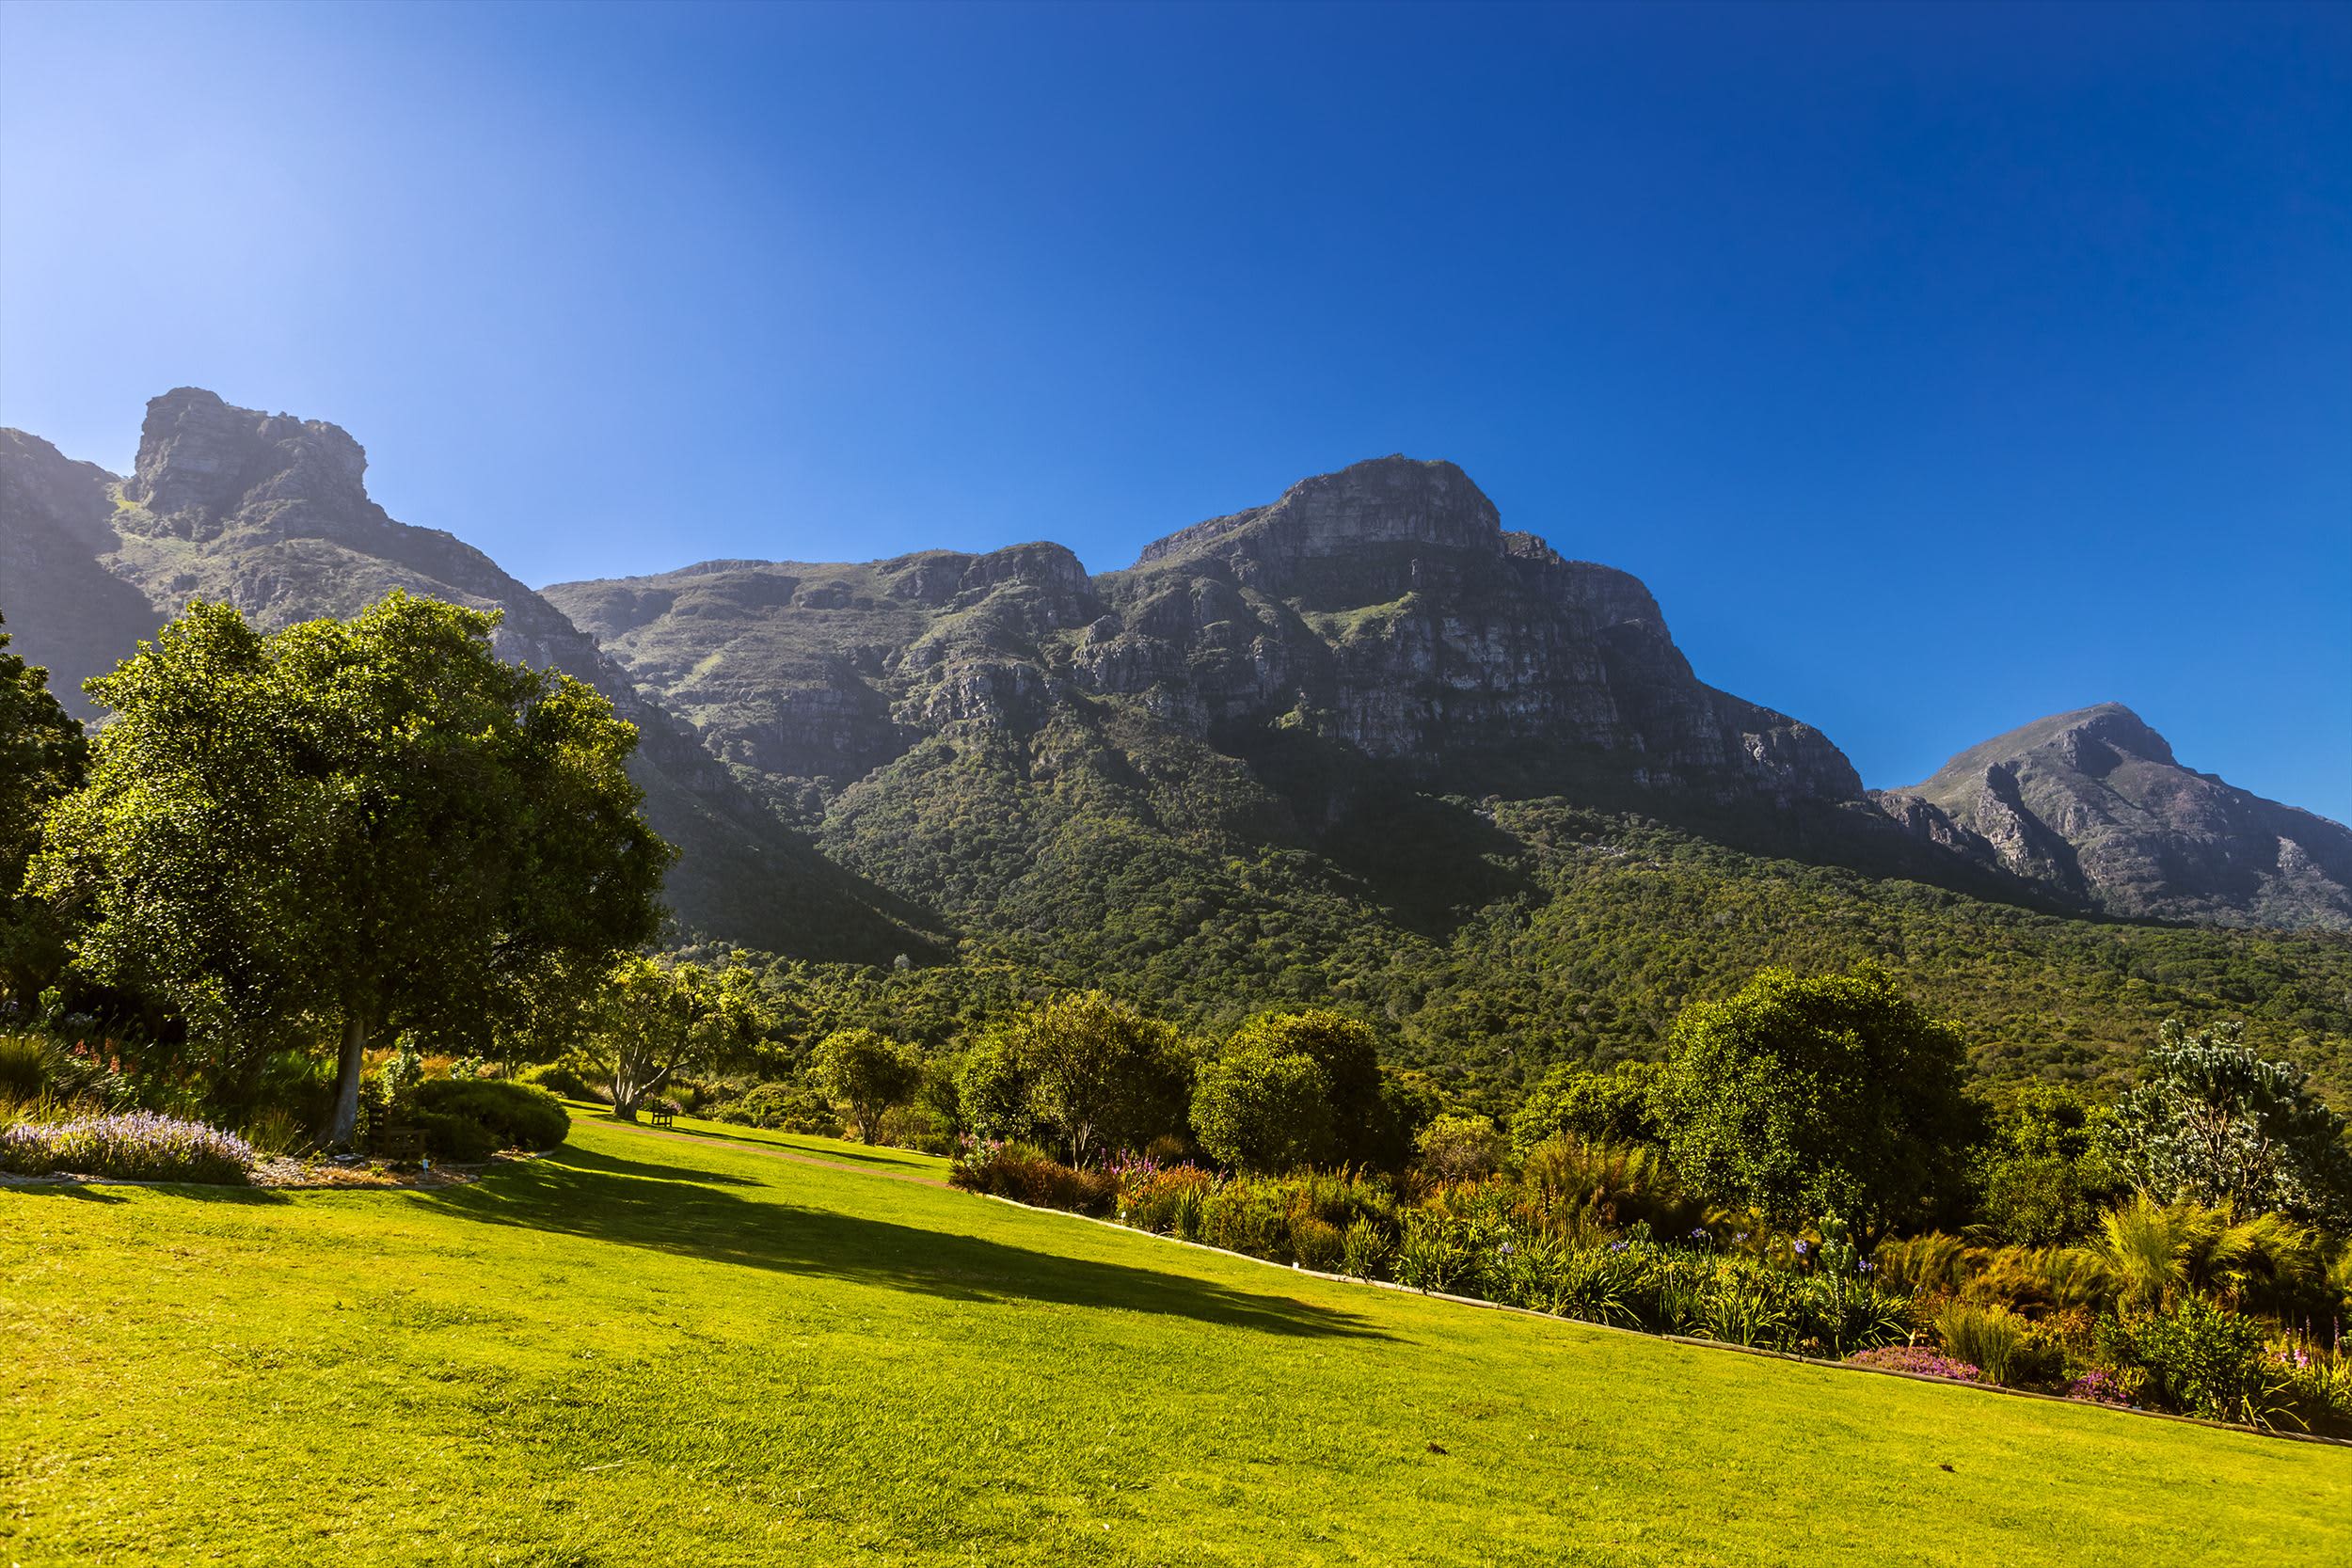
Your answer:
(4, 1114), (2345, 1566)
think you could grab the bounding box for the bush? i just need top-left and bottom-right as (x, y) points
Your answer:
(412, 1077), (568, 1151)
(950, 1141), (1119, 1216)
(2106, 1296), (2274, 1425)
(1520, 1133), (1703, 1239)
(0, 1033), (50, 1101)
(517, 1061), (598, 1101)
(1292, 1215), (1345, 1272)
(1932, 1299), (2031, 1386)
(412, 1109), (501, 1163)
(711, 1080), (842, 1135)
(0, 1112), (255, 1183)
(1340, 1217), (1391, 1280)
(1416, 1115), (1506, 1182)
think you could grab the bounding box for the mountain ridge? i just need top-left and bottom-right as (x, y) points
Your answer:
(7, 389), (2347, 942)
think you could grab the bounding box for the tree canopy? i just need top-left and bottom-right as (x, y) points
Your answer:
(592, 955), (768, 1120)
(31, 594), (671, 1141)
(2104, 1018), (2352, 1227)
(959, 991), (1191, 1166)
(1652, 965), (1978, 1243)
(810, 1026), (919, 1144)
(0, 611), (87, 1009)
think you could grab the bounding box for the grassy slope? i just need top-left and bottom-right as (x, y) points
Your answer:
(5, 1116), (2346, 1567)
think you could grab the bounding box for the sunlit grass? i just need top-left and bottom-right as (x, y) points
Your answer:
(3, 1114), (2344, 1565)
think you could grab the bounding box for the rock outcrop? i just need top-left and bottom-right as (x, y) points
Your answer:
(553, 456), (1864, 814)
(1877, 704), (2352, 930)
(0, 390), (937, 961)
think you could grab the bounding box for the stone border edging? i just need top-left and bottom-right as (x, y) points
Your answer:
(964, 1189), (2352, 1451)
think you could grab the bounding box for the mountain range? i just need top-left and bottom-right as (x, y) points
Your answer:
(5, 389), (2350, 1098)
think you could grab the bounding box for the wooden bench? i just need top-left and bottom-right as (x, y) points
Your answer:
(649, 1103), (676, 1130)
(373, 1124), (426, 1163)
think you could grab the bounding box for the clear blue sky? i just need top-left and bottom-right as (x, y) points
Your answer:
(4, 1), (2347, 818)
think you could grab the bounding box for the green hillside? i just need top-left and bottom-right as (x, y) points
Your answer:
(781, 723), (2352, 1110)
(5, 1113), (2344, 1566)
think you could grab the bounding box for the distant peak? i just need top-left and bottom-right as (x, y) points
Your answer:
(1133, 454), (1501, 571)
(129, 387), (369, 522)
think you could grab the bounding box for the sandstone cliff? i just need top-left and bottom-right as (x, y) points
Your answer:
(1877, 704), (2352, 930)
(0, 390), (937, 961)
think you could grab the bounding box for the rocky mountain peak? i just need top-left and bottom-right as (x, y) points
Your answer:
(127, 387), (373, 534)
(1133, 456), (1501, 578)
(1878, 704), (2352, 929)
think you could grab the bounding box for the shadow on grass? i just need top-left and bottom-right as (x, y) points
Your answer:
(555, 1144), (761, 1187)
(1, 1179), (285, 1204)
(433, 1145), (1386, 1341)
(601, 1116), (936, 1171)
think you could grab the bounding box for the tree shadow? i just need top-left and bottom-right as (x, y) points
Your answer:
(554, 1144), (760, 1187)
(639, 1124), (935, 1170)
(431, 1148), (1386, 1341)
(0, 1179), (285, 1204)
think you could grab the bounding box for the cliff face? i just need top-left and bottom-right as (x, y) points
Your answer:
(1089, 456), (1860, 804)
(1878, 704), (2352, 930)
(552, 456), (1864, 815)
(0, 389), (937, 961)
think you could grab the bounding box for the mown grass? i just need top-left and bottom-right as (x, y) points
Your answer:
(3, 1113), (2346, 1566)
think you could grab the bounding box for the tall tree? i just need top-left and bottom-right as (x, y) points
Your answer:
(967, 991), (1191, 1166)
(31, 594), (670, 1142)
(1652, 965), (1978, 1245)
(810, 1026), (919, 1144)
(2104, 1018), (2352, 1227)
(0, 611), (87, 1009)
(591, 955), (767, 1120)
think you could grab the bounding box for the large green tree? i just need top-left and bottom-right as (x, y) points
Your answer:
(590, 955), (767, 1120)
(0, 611), (87, 1009)
(961, 991), (1191, 1166)
(1191, 1047), (1334, 1173)
(2104, 1018), (2352, 1227)
(31, 594), (670, 1142)
(1652, 965), (1978, 1244)
(810, 1026), (920, 1144)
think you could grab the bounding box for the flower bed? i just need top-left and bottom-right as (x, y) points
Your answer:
(1845, 1345), (1983, 1382)
(0, 1112), (257, 1184)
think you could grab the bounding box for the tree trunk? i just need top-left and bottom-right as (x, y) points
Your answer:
(327, 1010), (370, 1148)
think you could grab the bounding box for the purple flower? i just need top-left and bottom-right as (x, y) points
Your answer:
(1687, 1227), (1708, 1240)
(1608, 1241), (1627, 1252)
(1792, 1240), (1809, 1255)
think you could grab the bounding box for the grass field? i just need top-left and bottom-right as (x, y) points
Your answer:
(4, 1110), (2347, 1566)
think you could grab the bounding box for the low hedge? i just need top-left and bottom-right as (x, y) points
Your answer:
(413, 1078), (568, 1151)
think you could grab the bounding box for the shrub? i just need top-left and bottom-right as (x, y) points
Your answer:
(412, 1077), (568, 1151)
(1394, 1211), (1478, 1293)
(0, 1112), (255, 1183)
(1340, 1217), (1391, 1280)
(950, 1141), (1119, 1216)
(1292, 1215), (1345, 1273)
(712, 1080), (842, 1135)
(0, 1033), (49, 1101)
(1118, 1164), (1219, 1234)
(1932, 1299), (2030, 1386)
(516, 1061), (598, 1101)
(2107, 1296), (2274, 1425)
(1520, 1133), (1702, 1239)
(1416, 1115), (1506, 1182)
(412, 1109), (501, 1163)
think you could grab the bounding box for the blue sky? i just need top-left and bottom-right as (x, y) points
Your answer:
(4, 1), (2347, 817)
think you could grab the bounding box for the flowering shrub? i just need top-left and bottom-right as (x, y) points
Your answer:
(2065, 1368), (2132, 1406)
(1846, 1346), (1984, 1382)
(950, 1141), (1118, 1215)
(0, 1112), (256, 1183)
